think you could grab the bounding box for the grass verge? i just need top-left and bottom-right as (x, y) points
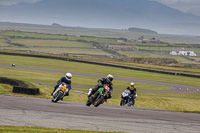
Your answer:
(1, 83), (200, 112)
(0, 125), (124, 133)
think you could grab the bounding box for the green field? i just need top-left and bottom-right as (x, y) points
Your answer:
(1, 30), (200, 72)
(1, 24), (200, 44)
(1, 30), (200, 60)
(0, 54), (200, 112)
(118, 51), (200, 64)
(2, 37), (113, 57)
(1, 30), (116, 43)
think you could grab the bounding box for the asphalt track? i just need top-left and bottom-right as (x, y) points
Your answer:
(0, 63), (200, 133)
(0, 95), (200, 133)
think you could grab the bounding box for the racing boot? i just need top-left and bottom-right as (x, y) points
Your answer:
(88, 88), (92, 97)
(51, 88), (56, 96)
(51, 86), (57, 96)
(51, 91), (54, 96)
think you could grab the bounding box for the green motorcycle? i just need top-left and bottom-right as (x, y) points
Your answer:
(86, 85), (111, 107)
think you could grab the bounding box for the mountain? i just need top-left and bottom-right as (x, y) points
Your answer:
(1, 0), (200, 35)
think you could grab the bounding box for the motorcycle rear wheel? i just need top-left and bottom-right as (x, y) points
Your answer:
(94, 95), (105, 107)
(132, 99), (135, 107)
(128, 99), (135, 107)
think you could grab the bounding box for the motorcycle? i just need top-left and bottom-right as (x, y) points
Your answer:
(11, 63), (15, 67)
(51, 82), (68, 103)
(120, 89), (137, 107)
(86, 85), (111, 107)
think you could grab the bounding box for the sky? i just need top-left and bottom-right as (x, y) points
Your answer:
(0, 0), (200, 16)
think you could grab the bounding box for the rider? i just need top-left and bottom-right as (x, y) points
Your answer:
(88, 74), (114, 99)
(51, 73), (72, 97)
(123, 82), (137, 103)
(11, 62), (15, 67)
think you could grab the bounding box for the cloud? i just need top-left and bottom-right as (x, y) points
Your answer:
(152, 0), (200, 5)
(152, 0), (200, 16)
(0, 0), (41, 5)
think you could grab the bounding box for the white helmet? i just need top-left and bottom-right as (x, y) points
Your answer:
(65, 73), (72, 80)
(130, 82), (135, 88)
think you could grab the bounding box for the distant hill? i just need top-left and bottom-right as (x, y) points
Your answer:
(0, 21), (158, 33)
(1, 21), (200, 45)
(51, 23), (64, 27)
(128, 27), (158, 34)
(1, 0), (200, 35)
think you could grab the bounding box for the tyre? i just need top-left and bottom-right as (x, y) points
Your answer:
(132, 99), (135, 107)
(86, 99), (92, 106)
(128, 99), (135, 107)
(120, 99), (126, 106)
(94, 95), (105, 107)
(91, 91), (100, 101)
(54, 91), (63, 103)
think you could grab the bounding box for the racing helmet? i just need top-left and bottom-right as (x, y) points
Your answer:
(130, 82), (135, 90)
(106, 74), (114, 82)
(66, 73), (72, 80)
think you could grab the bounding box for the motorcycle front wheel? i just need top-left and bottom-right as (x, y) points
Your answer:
(120, 99), (126, 106)
(53, 91), (63, 103)
(86, 99), (92, 106)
